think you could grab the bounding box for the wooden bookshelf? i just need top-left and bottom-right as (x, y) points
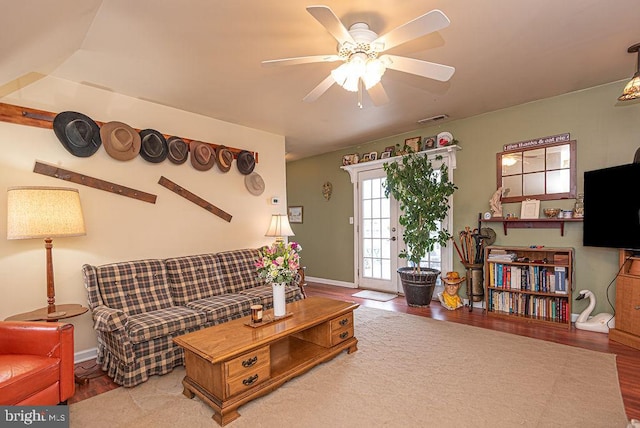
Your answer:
(484, 246), (573, 329)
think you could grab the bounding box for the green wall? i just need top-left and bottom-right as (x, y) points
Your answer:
(287, 81), (640, 314)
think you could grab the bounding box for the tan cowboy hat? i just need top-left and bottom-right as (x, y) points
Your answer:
(244, 172), (265, 196)
(100, 121), (141, 161)
(442, 271), (465, 285)
(167, 136), (189, 164)
(189, 141), (215, 171)
(216, 146), (233, 172)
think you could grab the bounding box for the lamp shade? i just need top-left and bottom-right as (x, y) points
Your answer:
(265, 214), (294, 240)
(618, 43), (640, 101)
(7, 186), (86, 240)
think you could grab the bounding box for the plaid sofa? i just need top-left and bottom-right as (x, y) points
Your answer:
(82, 248), (302, 387)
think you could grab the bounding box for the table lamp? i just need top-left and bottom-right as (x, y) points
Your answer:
(7, 186), (86, 317)
(264, 214), (294, 243)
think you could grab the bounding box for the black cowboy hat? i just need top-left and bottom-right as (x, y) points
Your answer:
(236, 150), (256, 175)
(139, 129), (168, 163)
(53, 111), (102, 157)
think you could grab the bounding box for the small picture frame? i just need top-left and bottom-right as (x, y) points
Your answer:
(369, 151), (378, 161)
(404, 136), (421, 153)
(380, 151), (391, 159)
(288, 206), (303, 224)
(384, 145), (395, 155)
(361, 153), (371, 162)
(520, 199), (540, 219)
(423, 135), (437, 150)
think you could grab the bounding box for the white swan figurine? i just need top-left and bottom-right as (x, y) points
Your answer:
(574, 289), (615, 333)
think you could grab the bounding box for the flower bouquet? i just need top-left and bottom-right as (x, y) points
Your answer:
(255, 241), (302, 284)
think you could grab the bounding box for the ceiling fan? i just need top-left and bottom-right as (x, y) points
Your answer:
(262, 5), (455, 107)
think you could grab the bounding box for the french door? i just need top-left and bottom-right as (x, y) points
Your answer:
(357, 169), (400, 293)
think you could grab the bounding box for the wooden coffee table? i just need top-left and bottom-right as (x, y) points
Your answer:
(173, 296), (359, 426)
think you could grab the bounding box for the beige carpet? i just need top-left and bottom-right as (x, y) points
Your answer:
(70, 307), (628, 428)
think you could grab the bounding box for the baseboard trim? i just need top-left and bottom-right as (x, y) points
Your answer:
(306, 276), (356, 288)
(75, 347), (98, 364)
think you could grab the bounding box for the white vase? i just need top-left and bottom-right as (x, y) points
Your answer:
(272, 282), (286, 317)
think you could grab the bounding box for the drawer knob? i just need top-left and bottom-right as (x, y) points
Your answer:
(339, 318), (349, 326)
(242, 356), (258, 367)
(339, 331), (349, 339)
(635, 305), (640, 310)
(242, 374), (259, 386)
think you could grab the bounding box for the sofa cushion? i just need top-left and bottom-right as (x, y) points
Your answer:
(95, 259), (173, 316)
(0, 355), (59, 405)
(164, 254), (227, 305)
(216, 248), (266, 293)
(238, 284), (301, 307)
(125, 306), (208, 344)
(185, 294), (260, 324)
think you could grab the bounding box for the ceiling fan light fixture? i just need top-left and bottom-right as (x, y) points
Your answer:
(618, 43), (640, 101)
(363, 59), (386, 89)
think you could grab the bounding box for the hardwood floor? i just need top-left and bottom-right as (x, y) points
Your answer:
(71, 282), (640, 421)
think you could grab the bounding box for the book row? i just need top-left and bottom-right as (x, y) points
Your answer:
(488, 262), (567, 294)
(488, 290), (570, 322)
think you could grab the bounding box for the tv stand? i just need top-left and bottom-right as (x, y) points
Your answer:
(609, 250), (640, 350)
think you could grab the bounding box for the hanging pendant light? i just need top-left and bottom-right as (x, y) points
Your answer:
(618, 43), (640, 101)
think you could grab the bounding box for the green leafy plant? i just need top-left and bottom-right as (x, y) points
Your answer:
(383, 152), (457, 272)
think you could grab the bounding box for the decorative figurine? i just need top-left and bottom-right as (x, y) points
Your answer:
(438, 271), (465, 310)
(489, 187), (504, 217)
(322, 181), (333, 201)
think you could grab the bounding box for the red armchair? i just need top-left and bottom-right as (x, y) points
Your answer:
(0, 321), (75, 405)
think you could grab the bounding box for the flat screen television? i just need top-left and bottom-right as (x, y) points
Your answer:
(583, 163), (640, 251)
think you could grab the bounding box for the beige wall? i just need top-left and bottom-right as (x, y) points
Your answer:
(287, 80), (640, 315)
(0, 77), (287, 354)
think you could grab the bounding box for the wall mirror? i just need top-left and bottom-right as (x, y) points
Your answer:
(496, 140), (576, 203)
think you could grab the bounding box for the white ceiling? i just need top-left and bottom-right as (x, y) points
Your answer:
(2, 0), (639, 160)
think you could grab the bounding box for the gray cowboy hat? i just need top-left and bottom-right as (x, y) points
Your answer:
(244, 172), (265, 196)
(167, 136), (189, 164)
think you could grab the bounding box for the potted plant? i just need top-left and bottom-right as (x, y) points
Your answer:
(383, 152), (457, 306)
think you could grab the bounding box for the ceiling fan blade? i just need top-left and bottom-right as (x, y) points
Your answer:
(374, 9), (450, 53)
(262, 55), (341, 67)
(303, 74), (336, 103)
(367, 82), (390, 106)
(306, 5), (355, 46)
(382, 55), (455, 82)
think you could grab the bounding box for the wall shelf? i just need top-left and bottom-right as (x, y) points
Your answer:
(482, 217), (583, 236)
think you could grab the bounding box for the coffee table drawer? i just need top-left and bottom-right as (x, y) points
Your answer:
(226, 364), (270, 397)
(331, 312), (353, 331)
(225, 346), (270, 379)
(331, 325), (354, 346)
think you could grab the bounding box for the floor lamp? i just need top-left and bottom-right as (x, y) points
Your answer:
(7, 186), (86, 318)
(264, 214), (294, 243)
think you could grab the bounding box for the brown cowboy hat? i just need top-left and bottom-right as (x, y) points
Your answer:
(167, 136), (189, 164)
(441, 271), (466, 285)
(216, 146), (234, 172)
(100, 121), (141, 161)
(190, 141), (215, 171)
(236, 150), (256, 175)
(139, 129), (168, 163)
(244, 172), (265, 196)
(53, 111), (102, 157)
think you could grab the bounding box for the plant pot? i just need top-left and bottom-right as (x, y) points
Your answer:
(397, 267), (440, 307)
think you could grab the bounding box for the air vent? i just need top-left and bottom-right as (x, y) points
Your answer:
(417, 114), (449, 125)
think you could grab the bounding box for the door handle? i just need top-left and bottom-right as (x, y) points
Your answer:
(390, 237), (396, 241)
